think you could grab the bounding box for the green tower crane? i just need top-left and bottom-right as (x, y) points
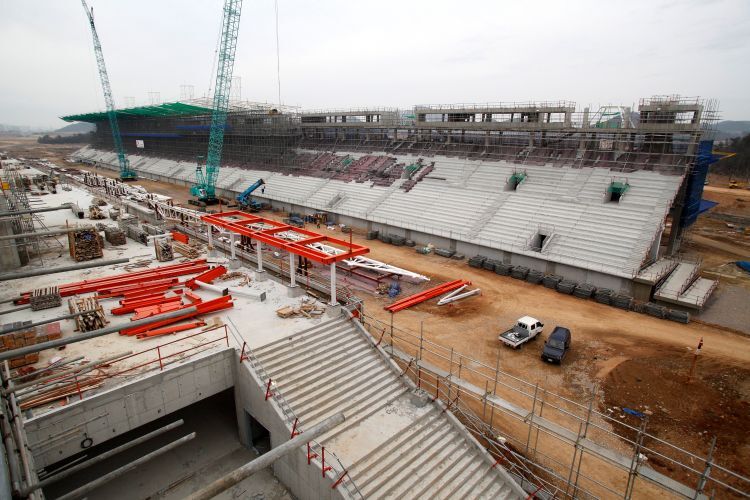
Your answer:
(191, 0), (243, 205)
(80, 1), (137, 181)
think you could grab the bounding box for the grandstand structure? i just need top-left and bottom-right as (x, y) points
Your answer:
(65, 95), (719, 305)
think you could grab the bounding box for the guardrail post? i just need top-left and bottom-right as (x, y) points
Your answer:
(331, 470), (349, 489)
(290, 418), (300, 439)
(157, 346), (164, 371)
(74, 374), (83, 401)
(264, 379), (273, 400)
(321, 447), (332, 477)
(306, 442), (317, 465)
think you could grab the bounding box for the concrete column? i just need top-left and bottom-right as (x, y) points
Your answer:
(256, 241), (264, 272)
(329, 262), (337, 305)
(207, 225), (213, 247)
(289, 252), (296, 287)
(230, 233), (236, 260)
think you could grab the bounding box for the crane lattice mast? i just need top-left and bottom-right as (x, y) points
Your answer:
(80, 1), (136, 181)
(191, 0), (243, 204)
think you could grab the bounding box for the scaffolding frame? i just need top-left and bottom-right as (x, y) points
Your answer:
(360, 312), (750, 499)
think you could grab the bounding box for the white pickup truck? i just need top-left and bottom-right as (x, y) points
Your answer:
(499, 316), (544, 349)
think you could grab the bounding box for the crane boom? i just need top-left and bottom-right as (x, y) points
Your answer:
(191, 0), (243, 204)
(80, 1), (136, 181)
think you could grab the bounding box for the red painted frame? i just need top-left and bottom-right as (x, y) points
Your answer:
(201, 211), (369, 264)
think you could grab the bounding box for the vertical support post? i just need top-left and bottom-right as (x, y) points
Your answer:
(624, 417), (649, 500)
(289, 252), (296, 287)
(256, 241), (264, 272)
(230, 233), (236, 259)
(329, 262), (337, 305)
(694, 436), (717, 499)
(321, 447), (332, 476)
(157, 346), (163, 371)
(207, 224), (213, 248)
(525, 384), (539, 455)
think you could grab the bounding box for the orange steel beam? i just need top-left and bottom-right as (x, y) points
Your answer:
(201, 211), (369, 264)
(385, 280), (469, 313)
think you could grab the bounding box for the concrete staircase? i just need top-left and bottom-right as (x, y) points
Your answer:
(251, 317), (522, 499)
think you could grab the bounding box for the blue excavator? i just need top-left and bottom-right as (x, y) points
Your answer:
(236, 178), (265, 212)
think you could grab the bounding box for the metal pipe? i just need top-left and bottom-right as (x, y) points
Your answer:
(0, 257), (130, 282)
(0, 401), (22, 495)
(56, 432), (196, 500)
(0, 307), (197, 362)
(5, 363), (36, 494)
(20, 419), (185, 495)
(0, 204), (72, 218)
(0, 309), (99, 336)
(0, 304), (31, 316)
(187, 412), (346, 500)
(12, 351), (132, 396)
(9, 356), (85, 382)
(0, 227), (71, 242)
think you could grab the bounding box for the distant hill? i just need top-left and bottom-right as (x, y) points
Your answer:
(54, 122), (96, 134)
(715, 120), (750, 140)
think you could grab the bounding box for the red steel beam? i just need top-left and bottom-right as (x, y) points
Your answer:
(201, 211), (369, 264)
(135, 321), (206, 339)
(385, 280), (469, 313)
(186, 265), (227, 290)
(112, 295), (182, 315)
(121, 296), (233, 336)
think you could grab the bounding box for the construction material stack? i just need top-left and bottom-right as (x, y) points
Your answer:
(0, 322), (61, 368)
(104, 226), (127, 245)
(68, 297), (107, 332)
(154, 238), (174, 262)
(126, 224), (149, 245)
(29, 287), (62, 311)
(88, 205), (106, 220)
(68, 227), (103, 261)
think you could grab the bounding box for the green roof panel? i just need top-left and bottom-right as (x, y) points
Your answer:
(61, 101), (214, 123)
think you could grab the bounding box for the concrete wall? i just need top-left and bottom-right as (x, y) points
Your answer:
(24, 348), (234, 468)
(233, 359), (346, 500)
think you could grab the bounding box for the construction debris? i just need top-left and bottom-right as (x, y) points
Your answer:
(88, 205), (107, 220)
(29, 287), (61, 311)
(68, 297), (107, 332)
(126, 224), (149, 245)
(276, 298), (325, 318)
(154, 238), (174, 262)
(91, 197), (108, 206)
(436, 284), (481, 305)
(67, 227), (103, 262)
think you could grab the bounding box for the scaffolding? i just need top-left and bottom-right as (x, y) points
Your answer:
(360, 312), (750, 499)
(0, 162), (65, 268)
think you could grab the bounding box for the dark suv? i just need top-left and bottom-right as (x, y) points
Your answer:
(541, 327), (571, 364)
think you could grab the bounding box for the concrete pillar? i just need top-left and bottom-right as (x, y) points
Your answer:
(230, 234), (236, 260)
(0, 219), (21, 272)
(207, 225), (213, 247)
(289, 252), (296, 287)
(329, 263), (337, 305)
(256, 241), (264, 272)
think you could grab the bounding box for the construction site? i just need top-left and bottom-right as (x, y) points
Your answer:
(1, 1), (749, 499)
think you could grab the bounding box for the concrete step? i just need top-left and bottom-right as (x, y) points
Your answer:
(356, 424), (460, 496)
(301, 373), (400, 426)
(280, 353), (381, 401)
(258, 324), (357, 372)
(288, 356), (387, 411)
(252, 317), (346, 356)
(264, 335), (366, 381)
(378, 431), (471, 498)
(442, 461), (492, 499)
(347, 409), (442, 471)
(410, 439), (484, 499)
(254, 320), (351, 363)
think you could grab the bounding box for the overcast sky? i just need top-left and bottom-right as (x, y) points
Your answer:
(1, 0), (748, 128)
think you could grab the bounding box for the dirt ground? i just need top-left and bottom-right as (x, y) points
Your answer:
(4, 136), (750, 494)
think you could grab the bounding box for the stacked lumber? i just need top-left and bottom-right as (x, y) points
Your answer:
(29, 287), (61, 311)
(108, 208), (120, 220)
(68, 297), (107, 332)
(104, 226), (127, 245)
(67, 227), (103, 262)
(88, 205), (106, 220)
(276, 300), (325, 319)
(173, 241), (201, 259)
(126, 225), (149, 245)
(154, 239), (174, 262)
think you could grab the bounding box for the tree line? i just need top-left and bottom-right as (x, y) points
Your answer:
(37, 132), (94, 144)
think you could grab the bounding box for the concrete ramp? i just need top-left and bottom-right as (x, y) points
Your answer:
(252, 317), (523, 499)
(654, 262), (717, 309)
